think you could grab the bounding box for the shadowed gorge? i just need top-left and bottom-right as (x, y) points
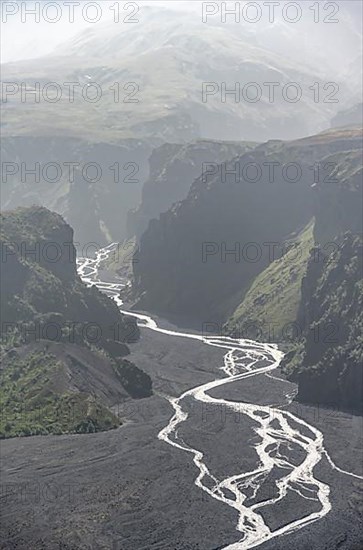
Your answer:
(131, 128), (362, 322)
(1, 3), (362, 549)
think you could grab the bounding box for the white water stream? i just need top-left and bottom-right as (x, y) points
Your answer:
(77, 243), (362, 550)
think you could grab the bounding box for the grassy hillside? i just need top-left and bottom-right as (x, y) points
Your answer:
(132, 128), (361, 321)
(0, 341), (152, 438)
(225, 221), (314, 342)
(0, 206), (152, 438)
(280, 150), (363, 412)
(0, 348), (119, 438)
(282, 234), (363, 412)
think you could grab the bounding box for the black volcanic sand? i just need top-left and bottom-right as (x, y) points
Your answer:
(1, 317), (362, 550)
(208, 371), (295, 408)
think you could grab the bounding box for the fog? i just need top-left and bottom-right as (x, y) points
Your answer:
(2, 0), (362, 82)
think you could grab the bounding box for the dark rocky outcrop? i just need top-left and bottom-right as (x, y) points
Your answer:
(0, 206), (152, 438)
(127, 140), (256, 238)
(293, 234), (362, 412)
(283, 147), (363, 412)
(0, 206), (139, 347)
(0, 136), (152, 247)
(131, 128), (362, 322)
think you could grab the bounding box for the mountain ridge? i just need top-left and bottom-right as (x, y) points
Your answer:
(0, 206), (152, 438)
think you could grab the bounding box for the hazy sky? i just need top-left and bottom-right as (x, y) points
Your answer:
(1, 0), (362, 65)
(1, 1), (199, 62)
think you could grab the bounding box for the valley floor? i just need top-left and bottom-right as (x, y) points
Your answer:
(1, 316), (362, 550)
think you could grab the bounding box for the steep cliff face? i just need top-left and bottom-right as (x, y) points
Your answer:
(0, 136), (151, 247)
(132, 128), (361, 321)
(280, 147), (363, 412)
(216, 132), (362, 411)
(225, 221), (314, 342)
(0, 207), (152, 438)
(300, 150), (362, 404)
(0, 205), (77, 283)
(225, 141), (363, 339)
(127, 140), (256, 238)
(294, 235), (362, 412)
(312, 150), (363, 244)
(0, 206), (139, 346)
